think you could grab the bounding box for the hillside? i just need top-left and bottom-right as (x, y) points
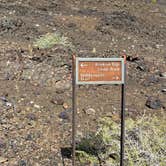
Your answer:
(0, 0), (165, 165)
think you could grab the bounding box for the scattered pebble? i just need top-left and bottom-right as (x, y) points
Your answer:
(26, 113), (37, 121)
(143, 75), (160, 86)
(136, 63), (147, 71)
(84, 108), (96, 115)
(92, 47), (96, 53)
(30, 101), (34, 104)
(59, 111), (69, 120)
(25, 134), (33, 141)
(161, 88), (166, 93)
(18, 159), (27, 166)
(145, 96), (162, 109)
(126, 55), (140, 62)
(51, 97), (64, 105)
(55, 81), (71, 92)
(0, 138), (6, 149)
(34, 104), (40, 109)
(63, 103), (69, 109)
(35, 24), (40, 27)
(0, 157), (8, 163)
(160, 72), (166, 78)
(6, 102), (12, 107)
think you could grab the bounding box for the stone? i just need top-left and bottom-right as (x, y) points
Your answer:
(160, 72), (166, 78)
(55, 81), (71, 92)
(0, 138), (6, 149)
(5, 102), (12, 107)
(136, 63), (147, 71)
(26, 113), (37, 121)
(51, 97), (64, 105)
(34, 104), (40, 109)
(161, 88), (166, 93)
(143, 75), (159, 86)
(84, 108), (96, 115)
(63, 103), (69, 109)
(25, 134), (33, 141)
(58, 111), (69, 120)
(55, 89), (65, 94)
(18, 160), (27, 166)
(0, 157), (8, 163)
(145, 96), (162, 109)
(147, 75), (159, 84)
(126, 55), (140, 62)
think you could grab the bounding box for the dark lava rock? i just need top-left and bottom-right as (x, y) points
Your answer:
(143, 75), (160, 86)
(49, 156), (58, 166)
(9, 139), (19, 153)
(61, 147), (72, 158)
(18, 160), (27, 166)
(55, 89), (65, 94)
(145, 96), (162, 109)
(0, 18), (23, 33)
(67, 23), (77, 28)
(58, 111), (69, 120)
(102, 11), (137, 28)
(0, 138), (6, 149)
(136, 61), (147, 71)
(78, 9), (98, 16)
(25, 134), (33, 141)
(0, 96), (8, 102)
(97, 11), (141, 35)
(127, 128), (140, 142)
(26, 113), (37, 121)
(126, 55), (140, 62)
(161, 84), (166, 94)
(51, 97), (64, 105)
(147, 75), (159, 84)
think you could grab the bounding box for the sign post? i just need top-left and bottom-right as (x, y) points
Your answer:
(72, 55), (76, 166)
(120, 55), (126, 166)
(72, 56), (126, 166)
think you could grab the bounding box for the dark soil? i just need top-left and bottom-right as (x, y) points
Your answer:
(0, 0), (165, 165)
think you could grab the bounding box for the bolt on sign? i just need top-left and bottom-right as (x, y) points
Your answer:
(76, 58), (124, 85)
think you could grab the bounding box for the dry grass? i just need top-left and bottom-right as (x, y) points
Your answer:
(76, 112), (166, 166)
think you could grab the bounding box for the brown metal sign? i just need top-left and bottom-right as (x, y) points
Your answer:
(76, 58), (124, 84)
(72, 56), (126, 166)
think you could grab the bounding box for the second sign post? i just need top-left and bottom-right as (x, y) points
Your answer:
(72, 55), (126, 166)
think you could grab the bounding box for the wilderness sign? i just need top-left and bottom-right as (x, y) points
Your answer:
(72, 56), (126, 166)
(76, 58), (124, 84)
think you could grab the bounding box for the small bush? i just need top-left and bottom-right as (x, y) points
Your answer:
(151, 0), (157, 3)
(76, 113), (166, 166)
(33, 32), (74, 50)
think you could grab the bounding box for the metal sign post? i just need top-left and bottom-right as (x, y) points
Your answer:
(120, 55), (126, 166)
(72, 55), (76, 166)
(72, 56), (126, 166)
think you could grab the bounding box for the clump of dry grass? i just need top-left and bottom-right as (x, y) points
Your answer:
(32, 32), (74, 50)
(76, 113), (166, 166)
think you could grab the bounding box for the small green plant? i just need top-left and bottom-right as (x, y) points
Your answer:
(76, 118), (120, 165)
(76, 113), (166, 166)
(151, 0), (157, 3)
(33, 32), (74, 50)
(76, 132), (108, 165)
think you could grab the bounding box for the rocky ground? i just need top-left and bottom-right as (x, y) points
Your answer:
(0, 0), (166, 165)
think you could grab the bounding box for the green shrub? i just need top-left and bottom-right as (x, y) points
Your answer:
(33, 32), (74, 50)
(76, 113), (166, 166)
(151, 0), (157, 3)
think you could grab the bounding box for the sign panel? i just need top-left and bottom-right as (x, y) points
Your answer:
(76, 58), (124, 85)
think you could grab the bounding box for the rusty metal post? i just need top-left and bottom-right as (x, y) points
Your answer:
(72, 55), (76, 166)
(120, 55), (126, 166)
